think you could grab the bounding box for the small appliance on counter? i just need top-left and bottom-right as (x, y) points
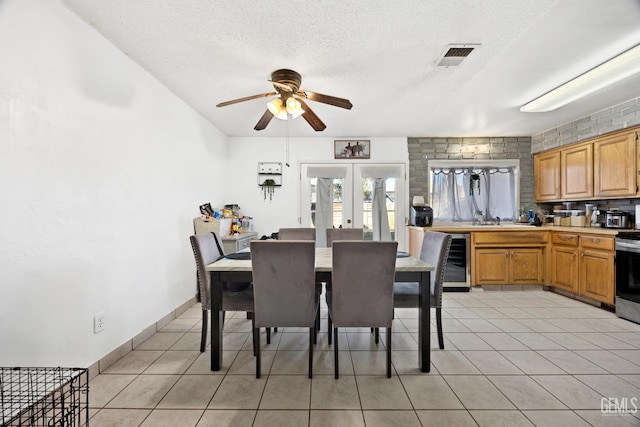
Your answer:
(605, 209), (630, 229)
(411, 205), (433, 227)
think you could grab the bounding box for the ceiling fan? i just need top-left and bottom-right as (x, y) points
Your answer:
(216, 69), (353, 131)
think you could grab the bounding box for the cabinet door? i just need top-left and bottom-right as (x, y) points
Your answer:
(579, 249), (614, 304)
(510, 248), (544, 285)
(561, 143), (593, 200)
(474, 249), (509, 285)
(534, 151), (561, 202)
(551, 246), (578, 292)
(593, 131), (637, 198)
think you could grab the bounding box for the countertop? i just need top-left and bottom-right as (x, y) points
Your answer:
(222, 231), (257, 241)
(408, 223), (635, 236)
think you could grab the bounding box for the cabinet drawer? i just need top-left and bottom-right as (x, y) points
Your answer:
(237, 237), (252, 250)
(473, 231), (548, 245)
(580, 235), (614, 251)
(552, 233), (579, 246)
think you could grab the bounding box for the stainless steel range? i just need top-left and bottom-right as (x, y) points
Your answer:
(615, 232), (640, 324)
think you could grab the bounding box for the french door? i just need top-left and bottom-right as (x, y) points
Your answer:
(299, 163), (406, 249)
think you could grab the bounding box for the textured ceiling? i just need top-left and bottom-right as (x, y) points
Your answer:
(61, 0), (640, 138)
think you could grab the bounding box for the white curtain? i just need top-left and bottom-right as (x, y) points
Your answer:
(371, 178), (391, 241)
(315, 178), (333, 247)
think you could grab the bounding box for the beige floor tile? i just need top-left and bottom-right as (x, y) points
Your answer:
(540, 333), (602, 350)
(401, 375), (464, 409)
(157, 375), (222, 409)
(223, 332), (251, 350)
(509, 332), (567, 350)
(462, 351), (523, 375)
(619, 374), (640, 389)
(277, 332), (316, 351)
(345, 332), (386, 351)
(310, 375), (360, 409)
(611, 349), (640, 365)
(574, 350), (640, 374)
(499, 351), (566, 375)
(196, 409), (256, 426)
(575, 374), (640, 400)
(574, 333), (637, 350)
(160, 317), (200, 332)
(469, 410), (535, 426)
(495, 307), (536, 318)
(253, 410), (309, 427)
(178, 306), (203, 319)
(514, 318), (565, 333)
(312, 350), (354, 376)
(102, 350), (164, 374)
(208, 375), (266, 409)
(429, 350), (481, 375)
(391, 350), (425, 375)
(89, 408), (150, 426)
(469, 307), (509, 319)
(136, 332), (184, 350)
(223, 317), (254, 333)
(439, 318), (472, 332)
(544, 318), (598, 333)
(363, 410), (421, 426)
(350, 349), (394, 376)
(537, 350), (608, 374)
(608, 333), (640, 348)
(309, 410), (365, 427)
(89, 374), (137, 408)
(475, 333), (529, 350)
(445, 333), (494, 350)
(140, 409), (203, 426)
(170, 332), (202, 350)
(356, 376), (413, 409)
(391, 332), (419, 350)
(416, 409), (477, 426)
(230, 349), (276, 375)
(531, 375), (605, 409)
(522, 410), (590, 427)
(259, 375), (311, 410)
(488, 375), (566, 410)
(444, 376), (515, 410)
(459, 318), (503, 332)
(575, 410), (640, 426)
(106, 374), (180, 408)
(444, 307), (481, 319)
(269, 350), (313, 375)
(143, 350), (200, 374)
(488, 318), (534, 333)
(185, 350), (238, 375)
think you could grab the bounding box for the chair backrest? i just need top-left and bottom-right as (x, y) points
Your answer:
(330, 241), (398, 328)
(250, 240), (317, 328)
(326, 228), (364, 248)
(278, 227), (316, 241)
(419, 231), (452, 306)
(190, 233), (224, 311)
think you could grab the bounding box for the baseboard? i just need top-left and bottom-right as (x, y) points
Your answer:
(87, 296), (198, 380)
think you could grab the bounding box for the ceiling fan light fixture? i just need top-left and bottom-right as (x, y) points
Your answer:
(285, 97), (304, 118)
(267, 98), (288, 120)
(521, 43), (640, 112)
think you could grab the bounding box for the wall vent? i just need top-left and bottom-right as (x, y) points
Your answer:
(436, 44), (480, 67)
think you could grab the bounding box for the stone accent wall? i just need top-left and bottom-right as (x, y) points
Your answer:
(532, 96), (640, 153)
(408, 136), (534, 206)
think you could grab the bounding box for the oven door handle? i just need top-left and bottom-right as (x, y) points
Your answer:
(616, 241), (640, 253)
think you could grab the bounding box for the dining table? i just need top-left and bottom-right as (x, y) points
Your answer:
(205, 247), (435, 372)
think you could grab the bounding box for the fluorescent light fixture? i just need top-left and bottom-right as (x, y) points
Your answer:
(521, 43), (640, 112)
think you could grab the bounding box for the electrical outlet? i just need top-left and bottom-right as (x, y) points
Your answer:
(94, 312), (105, 334)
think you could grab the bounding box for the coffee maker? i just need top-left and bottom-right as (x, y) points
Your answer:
(411, 205), (433, 227)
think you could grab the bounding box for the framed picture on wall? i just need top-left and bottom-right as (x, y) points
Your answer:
(334, 140), (370, 159)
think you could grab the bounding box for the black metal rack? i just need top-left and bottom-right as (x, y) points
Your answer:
(0, 367), (89, 426)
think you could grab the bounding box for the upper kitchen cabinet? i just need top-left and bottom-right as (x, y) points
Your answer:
(561, 142), (593, 200)
(593, 130), (638, 198)
(534, 150), (560, 202)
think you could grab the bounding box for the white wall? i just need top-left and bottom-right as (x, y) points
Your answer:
(0, 0), (228, 367)
(226, 136), (409, 239)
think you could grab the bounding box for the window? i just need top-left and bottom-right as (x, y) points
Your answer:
(428, 160), (519, 222)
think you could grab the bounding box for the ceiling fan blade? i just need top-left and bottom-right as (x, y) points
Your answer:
(254, 109), (274, 131)
(297, 99), (326, 131)
(216, 92), (277, 108)
(298, 90), (353, 110)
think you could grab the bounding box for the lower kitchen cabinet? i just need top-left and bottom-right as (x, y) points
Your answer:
(474, 248), (543, 285)
(550, 232), (579, 292)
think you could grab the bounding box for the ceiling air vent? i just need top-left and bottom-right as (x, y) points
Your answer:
(436, 44), (480, 67)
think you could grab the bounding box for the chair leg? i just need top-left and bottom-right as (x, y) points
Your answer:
(267, 327), (271, 345)
(386, 326), (392, 378)
(254, 326), (261, 378)
(374, 327), (379, 344)
(246, 312), (252, 319)
(252, 315), (257, 357)
(334, 328), (339, 379)
(274, 327), (278, 333)
(327, 315), (333, 345)
(436, 307), (444, 350)
(309, 327), (314, 378)
(200, 309), (208, 353)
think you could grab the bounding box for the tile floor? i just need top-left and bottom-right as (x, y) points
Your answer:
(88, 289), (640, 426)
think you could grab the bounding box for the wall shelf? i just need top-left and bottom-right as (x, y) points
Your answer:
(258, 162), (282, 186)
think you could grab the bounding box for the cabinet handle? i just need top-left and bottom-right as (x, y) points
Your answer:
(581, 251), (585, 259)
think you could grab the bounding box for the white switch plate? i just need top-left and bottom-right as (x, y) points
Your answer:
(94, 311), (105, 333)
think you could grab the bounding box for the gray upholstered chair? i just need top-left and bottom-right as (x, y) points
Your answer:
(328, 240), (398, 378)
(325, 228), (364, 344)
(251, 240), (318, 378)
(393, 230), (452, 349)
(190, 232), (256, 353)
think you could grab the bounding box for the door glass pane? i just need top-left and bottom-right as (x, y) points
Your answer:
(361, 177), (396, 241)
(309, 177), (345, 229)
